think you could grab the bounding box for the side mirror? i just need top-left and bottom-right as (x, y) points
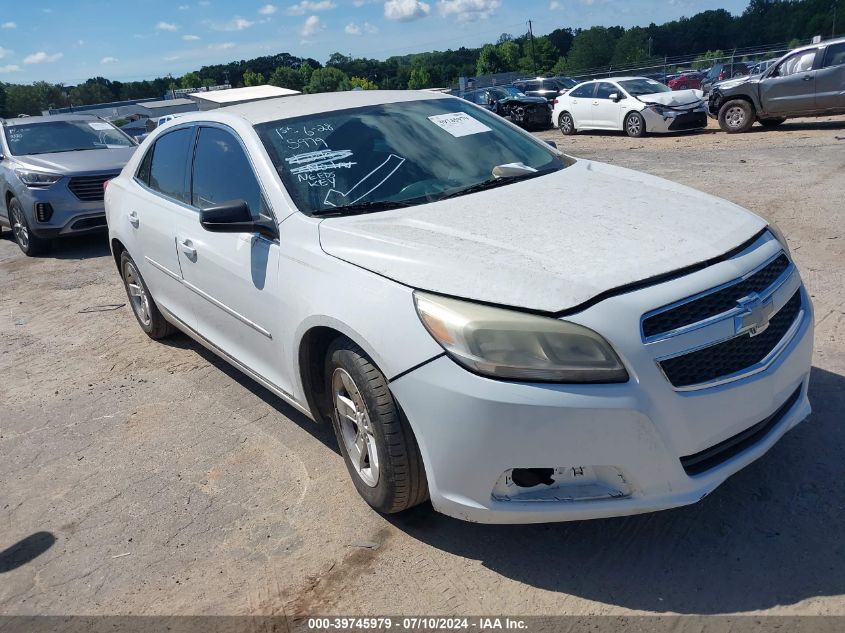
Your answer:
(199, 200), (277, 239)
(609, 93), (621, 102)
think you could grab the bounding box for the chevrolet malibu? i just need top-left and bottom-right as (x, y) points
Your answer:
(105, 91), (813, 524)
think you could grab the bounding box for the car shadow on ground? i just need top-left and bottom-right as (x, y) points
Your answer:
(159, 333), (340, 455)
(388, 365), (845, 614)
(0, 232), (111, 260)
(744, 119), (845, 134)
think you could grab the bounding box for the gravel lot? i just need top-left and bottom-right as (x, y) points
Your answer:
(1, 116), (844, 618)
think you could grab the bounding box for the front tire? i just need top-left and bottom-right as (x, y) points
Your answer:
(9, 197), (51, 256)
(558, 112), (576, 135)
(625, 112), (646, 137)
(326, 338), (428, 514)
(759, 117), (786, 128)
(120, 251), (175, 339)
(718, 99), (755, 133)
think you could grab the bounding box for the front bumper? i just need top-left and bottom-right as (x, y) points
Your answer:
(390, 234), (814, 524)
(642, 105), (708, 133)
(12, 180), (108, 239)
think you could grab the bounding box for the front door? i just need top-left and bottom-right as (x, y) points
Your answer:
(567, 83), (597, 127)
(176, 125), (290, 394)
(760, 49), (819, 115)
(591, 82), (624, 129)
(815, 42), (845, 110)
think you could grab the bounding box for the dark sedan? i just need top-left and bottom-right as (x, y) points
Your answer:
(459, 86), (552, 129)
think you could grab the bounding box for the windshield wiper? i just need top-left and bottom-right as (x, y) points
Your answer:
(437, 169), (552, 202)
(311, 199), (414, 217)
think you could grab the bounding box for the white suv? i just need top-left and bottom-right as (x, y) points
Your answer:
(105, 90), (813, 524)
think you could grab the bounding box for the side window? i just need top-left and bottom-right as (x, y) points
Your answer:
(524, 81), (540, 92)
(774, 50), (817, 77)
(475, 91), (490, 105)
(148, 127), (193, 203)
(823, 42), (845, 68)
(513, 82), (525, 92)
(570, 83), (595, 98)
(192, 126), (266, 219)
(595, 82), (616, 99)
(136, 146), (154, 186)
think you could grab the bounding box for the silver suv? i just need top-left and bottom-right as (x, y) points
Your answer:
(0, 114), (137, 255)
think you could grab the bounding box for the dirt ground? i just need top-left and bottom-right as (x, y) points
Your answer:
(1, 116), (844, 618)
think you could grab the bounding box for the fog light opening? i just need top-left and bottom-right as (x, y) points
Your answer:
(35, 203), (54, 223)
(492, 466), (632, 503)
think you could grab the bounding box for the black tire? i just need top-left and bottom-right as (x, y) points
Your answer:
(558, 111), (576, 135)
(119, 251), (176, 339)
(624, 111), (646, 138)
(718, 99), (755, 133)
(8, 197), (51, 256)
(326, 338), (428, 514)
(759, 117), (786, 128)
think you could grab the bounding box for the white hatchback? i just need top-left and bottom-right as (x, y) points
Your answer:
(553, 76), (708, 137)
(106, 90), (812, 524)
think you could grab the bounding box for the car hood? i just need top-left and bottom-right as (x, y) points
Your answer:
(714, 75), (755, 91)
(318, 160), (767, 313)
(639, 89), (705, 107)
(13, 146), (137, 175)
(502, 95), (549, 105)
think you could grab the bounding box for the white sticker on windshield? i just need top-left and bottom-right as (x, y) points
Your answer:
(427, 112), (492, 138)
(88, 122), (114, 131)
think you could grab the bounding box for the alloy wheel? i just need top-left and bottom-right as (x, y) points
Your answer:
(123, 261), (152, 327)
(627, 115), (642, 136)
(332, 367), (380, 487)
(559, 114), (573, 134)
(11, 204), (29, 251)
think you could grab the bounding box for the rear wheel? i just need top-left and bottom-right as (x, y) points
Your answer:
(718, 99), (755, 133)
(326, 338), (428, 514)
(759, 117), (786, 128)
(624, 112), (646, 138)
(558, 112), (576, 135)
(9, 197), (51, 256)
(120, 251), (176, 339)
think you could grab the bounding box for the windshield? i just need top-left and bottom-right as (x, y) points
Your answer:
(618, 78), (673, 96)
(255, 98), (567, 215)
(496, 86), (526, 97)
(4, 120), (135, 156)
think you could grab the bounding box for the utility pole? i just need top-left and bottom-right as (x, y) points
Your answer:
(648, 36), (653, 58)
(834, 3), (838, 37)
(528, 20), (537, 76)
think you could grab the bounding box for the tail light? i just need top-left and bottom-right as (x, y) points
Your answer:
(103, 179), (111, 192)
(552, 98), (559, 106)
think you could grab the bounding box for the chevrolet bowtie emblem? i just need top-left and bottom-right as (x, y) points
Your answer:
(735, 293), (775, 337)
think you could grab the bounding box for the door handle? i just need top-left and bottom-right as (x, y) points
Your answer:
(178, 238), (197, 260)
(128, 211), (139, 227)
(803, 75), (812, 81)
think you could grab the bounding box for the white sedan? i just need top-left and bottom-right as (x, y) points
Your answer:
(106, 90), (811, 523)
(552, 76), (708, 137)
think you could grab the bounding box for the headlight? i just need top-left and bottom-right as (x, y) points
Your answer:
(15, 169), (61, 187)
(768, 222), (792, 258)
(414, 291), (629, 383)
(646, 103), (669, 114)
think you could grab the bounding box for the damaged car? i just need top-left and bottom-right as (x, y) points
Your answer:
(460, 86), (552, 129)
(106, 90), (813, 524)
(553, 76), (708, 137)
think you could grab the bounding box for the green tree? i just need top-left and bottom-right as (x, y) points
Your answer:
(476, 44), (504, 75)
(611, 28), (649, 66)
(517, 36), (558, 75)
(497, 40), (520, 70)
(407, 66), (431, 89)
(567, 27), (618, 71)
(243, 70), (265, 86)
(269, 66), (305, 91)
(550, 57), (569, 75)
(180, 72), (202, 89)
(299, 62), (315, 87)
(349, 76), (378, 90)
(304, 67), (350, 93)
(202, 78), (216, 88)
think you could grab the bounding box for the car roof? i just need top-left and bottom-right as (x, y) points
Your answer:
(2, 113), (99, 125)
(791, 36), (845, 54)
(216, 90), (451, 125)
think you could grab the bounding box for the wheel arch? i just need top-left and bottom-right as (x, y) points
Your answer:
(110, 238), (127, 272)
(719, 93), (758, 115)
(624, 109), (647, 132)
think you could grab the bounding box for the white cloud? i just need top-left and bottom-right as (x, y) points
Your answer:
(0, 46), (11, 59)
(436, 0), (500, 22)
(1, 21), (17, 29)
(549, 0), (560, 7)
(209, 42), (235, 50)
(212, 17), (255, 30)
(156, 21), (179, 31)
(287, 0), (335, 15)
(23, 51), (64, 64)
(198, 0), (210, 5)
(178, 4), (189, 8)
(101, 56), (119, 64)
(345, 21), (378, 35)
(300, 14), (321, 36)
(183, 34), (201, 40)
(384, 0), (430, 21)
(259, 3), (277, 14)
(0, 64), (21, 73)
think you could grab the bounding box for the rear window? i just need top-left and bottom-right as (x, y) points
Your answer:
(823, 42), (845, 68)
(4, 119), (135, 156)
(569, 83), (595, 98)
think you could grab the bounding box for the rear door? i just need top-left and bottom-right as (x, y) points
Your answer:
(760, 49), (819, 115)
(130, 126), (198, 326)
(815, 41), (845, 110)
(567, 83), (597, 127)
(177, 124), (289, 393)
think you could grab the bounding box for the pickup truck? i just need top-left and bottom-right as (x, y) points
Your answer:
(708, 37), (845, 133)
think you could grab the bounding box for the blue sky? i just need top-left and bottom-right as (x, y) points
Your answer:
(0, 0), (749, 84)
